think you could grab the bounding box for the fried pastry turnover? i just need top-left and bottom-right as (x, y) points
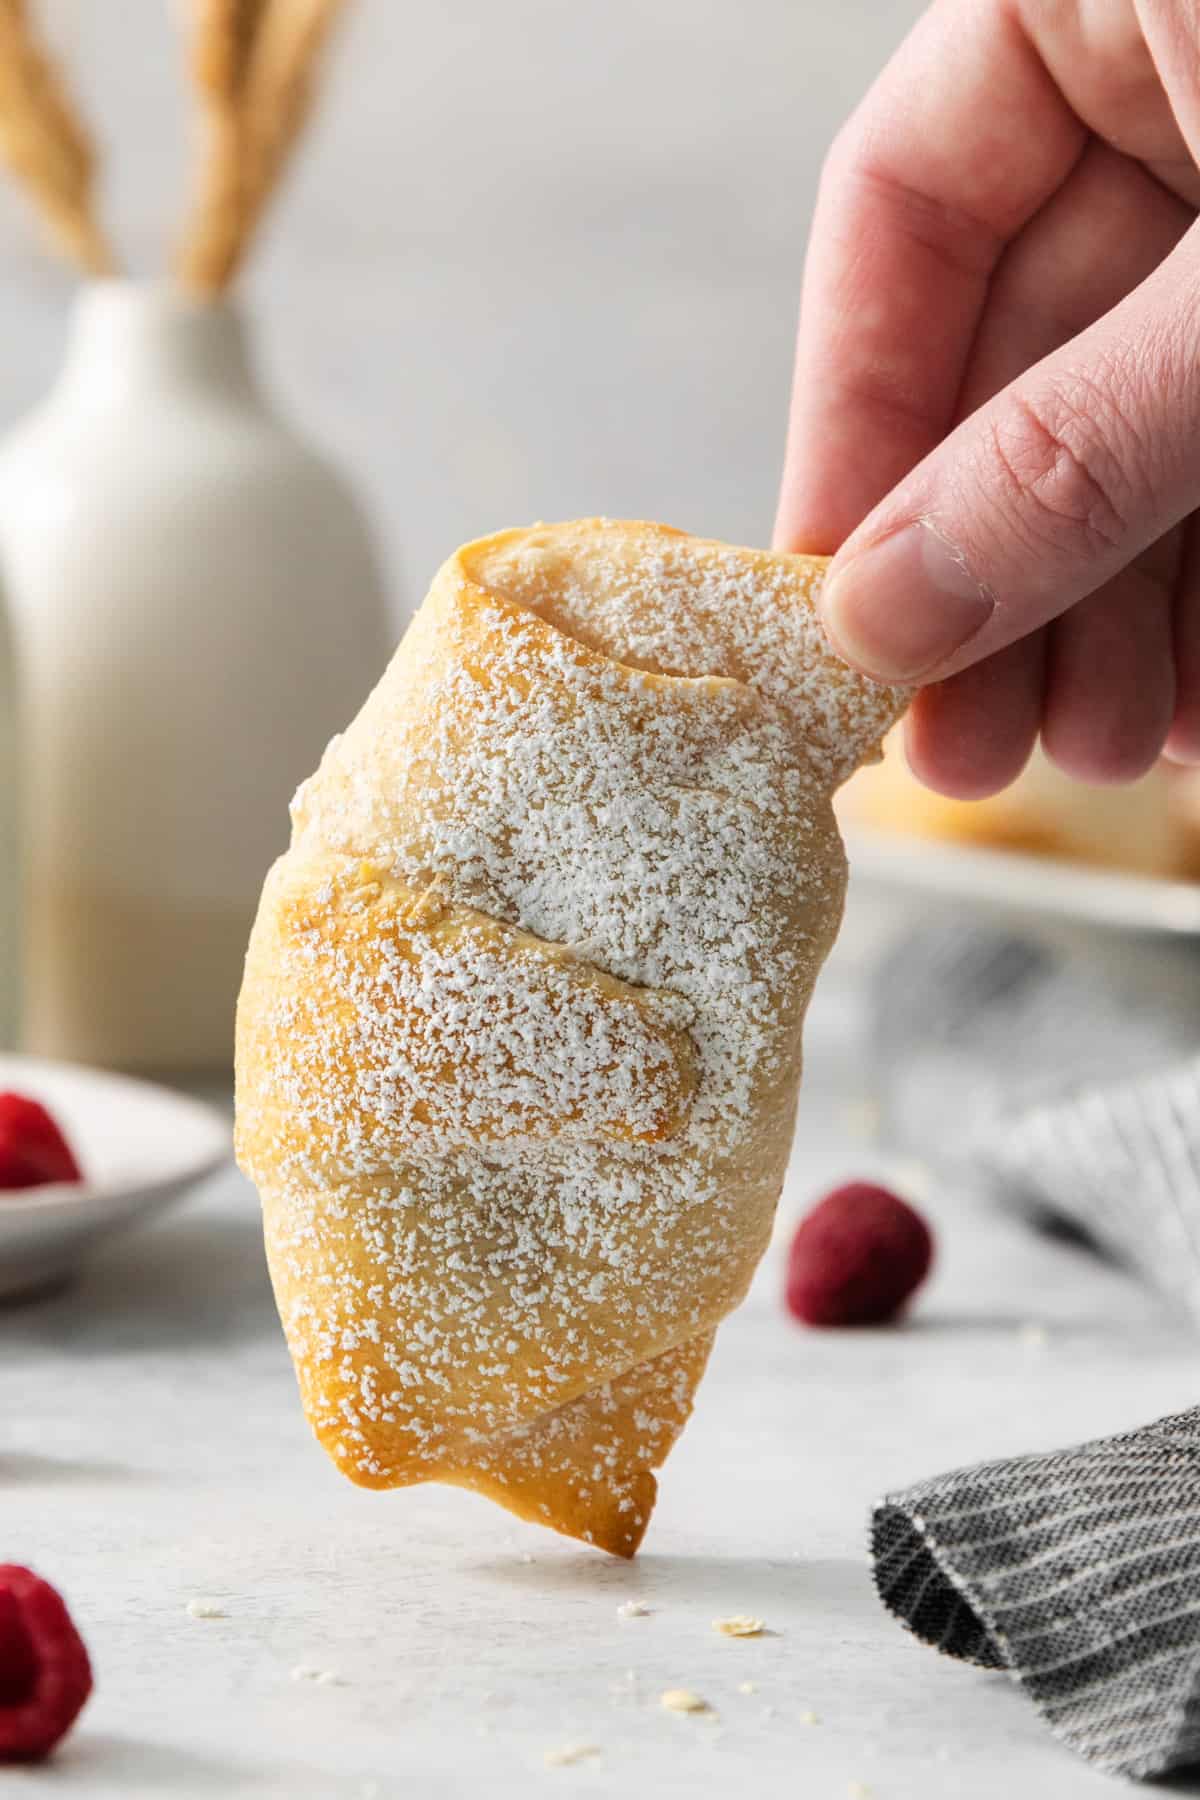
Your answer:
(235, 519), (903, 1554)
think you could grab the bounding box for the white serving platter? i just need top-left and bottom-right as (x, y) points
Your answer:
(0, 1054), (230, 1301)
(844, 826), (1200, 938)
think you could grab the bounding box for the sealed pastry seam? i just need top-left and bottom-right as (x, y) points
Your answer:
(235, 518), (905, 1556)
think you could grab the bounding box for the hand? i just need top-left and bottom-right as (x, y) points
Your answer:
(774, 0), (1200, 797)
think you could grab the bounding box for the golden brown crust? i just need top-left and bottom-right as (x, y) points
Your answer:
(440, 1334), (716, 1558)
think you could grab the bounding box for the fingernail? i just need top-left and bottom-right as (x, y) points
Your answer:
(819, 522), (994, 681)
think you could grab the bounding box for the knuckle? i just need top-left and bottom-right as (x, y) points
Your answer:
(982, 375), (1146, 558)
(819, 121), (871, 213)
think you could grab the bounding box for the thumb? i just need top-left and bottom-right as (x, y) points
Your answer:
(817, 228), (1200, 684)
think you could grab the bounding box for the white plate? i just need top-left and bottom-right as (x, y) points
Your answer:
(0, 1055), (230, 1301)
(845, 827), (1200, 938)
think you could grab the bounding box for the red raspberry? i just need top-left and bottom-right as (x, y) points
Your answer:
(0, 1567), (92, 1761)
(0, 1094), (82, 1191)
(785, 1181), (933, 1327)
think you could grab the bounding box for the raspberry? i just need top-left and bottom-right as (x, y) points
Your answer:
(784, 1181), (933, 1327)
(0, 1592), (37, 1707)
(0, 1094), (82, 1191)
(0, 1567), (92, 1762)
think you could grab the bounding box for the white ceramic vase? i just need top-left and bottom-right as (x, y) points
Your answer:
(0, 280), (391, 1070)
(0, 584), (17, 1051)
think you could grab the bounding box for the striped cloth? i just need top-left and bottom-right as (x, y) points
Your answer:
(873, 1408), (1200, 1779)
(868, 925), (1200, 1779)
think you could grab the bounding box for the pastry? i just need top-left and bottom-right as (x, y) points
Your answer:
(1161, 766), (1200, 880)
(841, 731), (1186, 879)
(235, 519), (903, 1554)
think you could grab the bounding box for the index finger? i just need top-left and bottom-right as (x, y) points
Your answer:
(773, 0), (1085, 554)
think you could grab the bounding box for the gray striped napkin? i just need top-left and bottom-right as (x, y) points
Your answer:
(868, 923), (1200, 1779)
(872, 1407), (1200, 1779)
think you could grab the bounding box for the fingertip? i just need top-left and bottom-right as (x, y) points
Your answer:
(1163, 730), (1200, 767)
(1040, 721), (1165, 786)
(1041, 577), (1175, 786)
(902, 639), (1044, 800)
(905, 704), (1036, 801)
(819, 524), (995, 684)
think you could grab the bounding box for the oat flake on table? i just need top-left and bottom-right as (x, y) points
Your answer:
(185, 1597), (227, 1619)
(660, 1687), (710, 1714)
(543, 1743), (601, 1768)
(713, 1613), (765, 1637)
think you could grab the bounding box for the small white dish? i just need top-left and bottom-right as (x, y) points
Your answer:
(0, 1054), (230, 1301)
(845, 827), (1200, 938)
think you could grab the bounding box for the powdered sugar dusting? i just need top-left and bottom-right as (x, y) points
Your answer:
(236, 520), (903, 1549)
(258, 862), (698, 1156)
(466, 521), (898, 786)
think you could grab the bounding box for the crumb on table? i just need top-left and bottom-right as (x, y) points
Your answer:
(185, 1597), (227, 1619)
(660, 1688), (710, 1715)
(713, 1613), (765, 1637)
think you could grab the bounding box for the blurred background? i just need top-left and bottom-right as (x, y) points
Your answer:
(5, 0), (1195, 1086)
(0, 0), (924, 622)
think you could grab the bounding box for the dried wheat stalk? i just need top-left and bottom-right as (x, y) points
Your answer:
(193, 0), (268, 97)
(175, 0), (269, 294)
(177, 0), (350, 295)
(0, 0), (114, 274)
(238, 0), (350, 238)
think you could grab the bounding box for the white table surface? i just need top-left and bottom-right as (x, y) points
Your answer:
(5, 895), (1200, 1800)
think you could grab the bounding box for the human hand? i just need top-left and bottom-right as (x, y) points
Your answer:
(775, 0), (1200, 797)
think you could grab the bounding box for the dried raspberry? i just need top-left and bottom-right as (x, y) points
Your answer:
(0, 1094), (82, 1191)
(0, 1567), (93, 1762)
(785, 1182), (933, 1327)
